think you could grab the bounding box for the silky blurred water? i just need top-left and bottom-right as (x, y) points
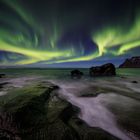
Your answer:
(50, 79), (140, 140)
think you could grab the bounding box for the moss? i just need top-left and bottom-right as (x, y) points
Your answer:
(0, 82), (53, 107)
(0, 82), (120, 140)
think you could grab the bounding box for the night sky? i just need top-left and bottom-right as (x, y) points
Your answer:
(0, 0), (140, 67)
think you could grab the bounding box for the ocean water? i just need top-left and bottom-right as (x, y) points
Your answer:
(0, 68), (140, 79)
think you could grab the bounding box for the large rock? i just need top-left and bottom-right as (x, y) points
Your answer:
(119, 56), (140, 68)
(71, 69), (83, 79)
(90, 63), (116, 76)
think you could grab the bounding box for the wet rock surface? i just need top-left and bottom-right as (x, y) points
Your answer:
(105, 98), (140, 140)
(0, 82), (119, 140)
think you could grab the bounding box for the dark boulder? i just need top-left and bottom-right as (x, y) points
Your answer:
(131, 81), (138, 84)
(71, 69), (83, 79)
(0, 74), (6, 78)
(90, 63), (116, 76)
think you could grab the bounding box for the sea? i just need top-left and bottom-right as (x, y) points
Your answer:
(0, 68), (140, 79)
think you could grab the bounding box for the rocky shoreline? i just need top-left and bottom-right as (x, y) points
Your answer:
(0, 81), (119, 140)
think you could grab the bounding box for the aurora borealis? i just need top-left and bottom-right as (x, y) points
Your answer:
(0, 0), (140, 67)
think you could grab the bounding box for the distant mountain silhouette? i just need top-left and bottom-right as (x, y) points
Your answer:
(119, 56), (140, 68)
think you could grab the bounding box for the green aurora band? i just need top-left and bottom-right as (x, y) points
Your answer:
(0, 0), (140, 66)
(92, 13), (140, 57)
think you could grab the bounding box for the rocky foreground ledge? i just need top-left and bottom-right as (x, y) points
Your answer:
(0, 81), (119, 140)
